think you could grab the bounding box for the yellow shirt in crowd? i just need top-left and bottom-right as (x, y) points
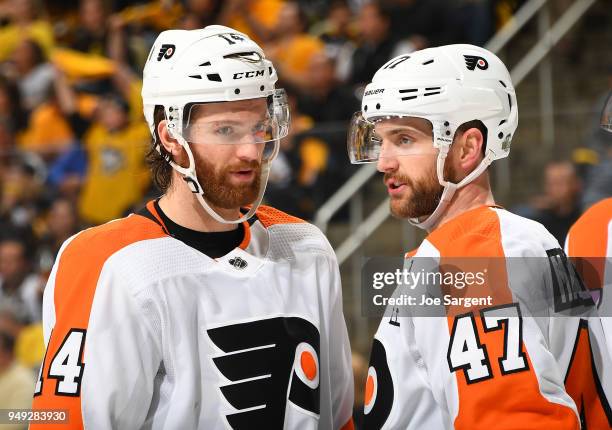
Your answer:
(0, 362), (35, 430)
(79, 81), (150, 225)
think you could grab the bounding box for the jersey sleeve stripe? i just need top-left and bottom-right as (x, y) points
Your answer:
(31, 216), (167, 429)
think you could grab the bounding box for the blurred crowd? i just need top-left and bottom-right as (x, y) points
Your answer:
(0, 0), (609, 423)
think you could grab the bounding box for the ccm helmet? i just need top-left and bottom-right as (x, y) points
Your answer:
(142, 25), (289, 224)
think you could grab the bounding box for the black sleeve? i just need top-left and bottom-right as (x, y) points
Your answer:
(67, 112), (91, 141)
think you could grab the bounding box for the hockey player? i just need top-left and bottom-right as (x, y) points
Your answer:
(565, 91), (612, 360)
(31, 26), (354, 430)
(348, 45), (611, 429)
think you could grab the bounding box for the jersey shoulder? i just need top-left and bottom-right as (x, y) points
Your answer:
(566, 197), (612, 257)
(254, 205), (335, 258)
(254, 205), (307, 227)
(425, 206), (559, 257)
(60, 214), (167, 269)
(492, 207), (561, 256)
(568, 197), (612, 239)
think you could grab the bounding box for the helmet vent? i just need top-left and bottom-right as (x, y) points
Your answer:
(224, 52), (263, 63)
(499, 80), (507, 88)
(206, 73), (222, 82)
(400, 88), (418, 101)
(507, 94), (512, 110)
(424, 86), (441, 97)
(422, 59), (434, 65)
(199, 61), (211, 66)
(189, 75), (202, 79)
(499, 119), (507, 126)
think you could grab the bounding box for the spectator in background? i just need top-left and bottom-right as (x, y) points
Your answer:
(10, 39), (54, 113)
(311, 0), (356, 60)
(0, 77), (27, 137)
(0, 152), (46, 231)
(343, 1), (396, 86)
(0, 328), (35, 430)
(267, 90), (332, 218)
(16, 84), (76, 162)
(0, 119), (14, 157)
(264, 1), (325, 91)
(53, 66), (150, 225)
(36, 198), (79, 274)
(70, 0), (110, 56)
(298, 52), (360, 123)
(380, 0), (451, 47)
(183, 0), (223, 28)
(0, 0), (54, 62)
(0, 302), (44, 373)
(219, 0), (284, 44)
(449, 0), (494, 46)
(0, 236), (43, 324)
(516, 160), (583, 245)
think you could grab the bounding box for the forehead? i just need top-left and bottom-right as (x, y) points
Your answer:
(188, 98), (268, 123)
(373, 116), (433, 136)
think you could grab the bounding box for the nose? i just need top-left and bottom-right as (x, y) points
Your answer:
(377, 154), (398, 173)
(234, 141), (261, 162)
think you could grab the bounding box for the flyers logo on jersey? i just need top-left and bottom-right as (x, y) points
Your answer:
(157, 44), (175, 61)
(364, 339), (393, 429)
(207, 317), (320, 429)
(464, 55), (488, 71)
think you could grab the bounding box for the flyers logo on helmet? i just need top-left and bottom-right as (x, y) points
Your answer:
(464, 55), (489, 71)
(157, 44), (176, 61)
(207, 317), (320, 429)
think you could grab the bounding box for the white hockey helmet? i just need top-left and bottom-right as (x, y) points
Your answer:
(142, 25), (289, 224)
(348, 44), (518, 230)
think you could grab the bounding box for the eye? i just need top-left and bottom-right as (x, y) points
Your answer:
(399, 136), (414, 145)
(216, 126), (234, 136)
(253, 122), (268, 133)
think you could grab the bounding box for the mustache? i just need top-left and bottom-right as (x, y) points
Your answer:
(383, 172), (412, 186)
(225, 160), (261, 172)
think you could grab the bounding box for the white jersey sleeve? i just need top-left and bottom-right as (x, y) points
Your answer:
(32, 216), (168, 429)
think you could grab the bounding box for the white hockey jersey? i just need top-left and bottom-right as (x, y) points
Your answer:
(364, 205), (612, 429)
(31, 201), (355, 430)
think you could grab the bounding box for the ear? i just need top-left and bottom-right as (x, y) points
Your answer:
(456, 127), (485, 172)
(157, 119), (182, 157)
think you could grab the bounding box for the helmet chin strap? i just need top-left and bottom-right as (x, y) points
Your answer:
(408, 147), (495, 231)
(159, 131), (273, 224)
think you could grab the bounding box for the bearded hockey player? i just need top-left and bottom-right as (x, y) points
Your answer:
(31, 26), (354, 430)
(348, 45), (611, 429)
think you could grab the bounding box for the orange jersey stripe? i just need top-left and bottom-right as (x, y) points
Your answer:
(255, 205), (306, 228)
(31, 215), (166, 429)
(565, 321), (612, 428)
(340, 417), (355, 430)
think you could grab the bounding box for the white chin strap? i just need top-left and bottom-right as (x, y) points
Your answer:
(408, 146), (495, 231)
(161, 132), (271, 224)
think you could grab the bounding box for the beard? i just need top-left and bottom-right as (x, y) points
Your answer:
(193, 152), (262, 210)
(385, 158), (458, 220)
